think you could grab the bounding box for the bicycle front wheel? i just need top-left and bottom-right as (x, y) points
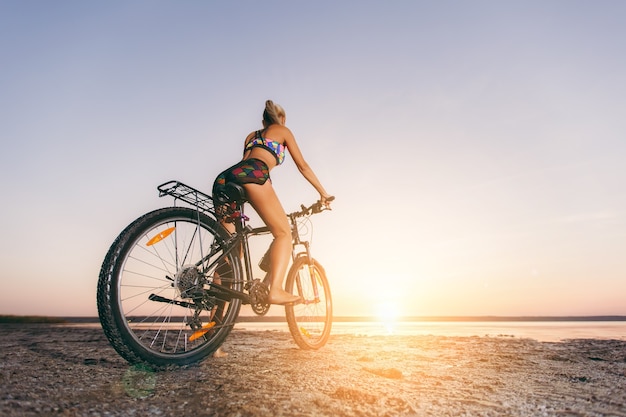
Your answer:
(285, 256), (332, 349)
(97, 207), (242, 368)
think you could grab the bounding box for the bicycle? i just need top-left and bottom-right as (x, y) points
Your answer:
(96, 180), (333, 368)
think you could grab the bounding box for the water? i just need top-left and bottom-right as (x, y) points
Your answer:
(60, 319), (626, 342)
(234, 320), (626, 342)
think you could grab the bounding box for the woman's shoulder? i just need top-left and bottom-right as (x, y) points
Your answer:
(265, 124), (293, 140)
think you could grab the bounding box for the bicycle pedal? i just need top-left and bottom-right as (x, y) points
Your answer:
(189, 322), (216, 342)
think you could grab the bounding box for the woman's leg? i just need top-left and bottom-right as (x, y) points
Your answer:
(211, 220), (235, 358)
(244, 181), (300, 304)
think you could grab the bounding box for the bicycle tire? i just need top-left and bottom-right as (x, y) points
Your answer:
(284, 256), (332, 349)
(97, 206), (242, 368)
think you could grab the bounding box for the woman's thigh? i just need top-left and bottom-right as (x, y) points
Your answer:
(243, 181), (290, 237)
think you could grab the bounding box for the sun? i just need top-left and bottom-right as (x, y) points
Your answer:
(375, 301), (401, 332)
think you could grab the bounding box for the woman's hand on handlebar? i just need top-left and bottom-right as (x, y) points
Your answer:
(320, 194), (335, 209)
(292, 196), (334, 217)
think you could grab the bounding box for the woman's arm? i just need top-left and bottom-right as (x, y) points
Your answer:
(282, 127), (332, 202)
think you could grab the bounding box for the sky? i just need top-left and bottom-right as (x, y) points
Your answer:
(1, 1), (625, 318)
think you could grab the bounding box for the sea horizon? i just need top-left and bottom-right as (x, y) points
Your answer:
(3, 314), (626, 324)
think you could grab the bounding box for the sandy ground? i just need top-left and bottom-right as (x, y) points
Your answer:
(1, 324), (626, 417)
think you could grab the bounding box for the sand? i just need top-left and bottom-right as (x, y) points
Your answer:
(1, 324), (626, 417)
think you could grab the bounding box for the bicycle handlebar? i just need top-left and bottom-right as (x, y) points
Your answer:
(288, 196), (335, 218)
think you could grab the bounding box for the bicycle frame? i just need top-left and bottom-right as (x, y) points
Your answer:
(157, 180), (320, 306)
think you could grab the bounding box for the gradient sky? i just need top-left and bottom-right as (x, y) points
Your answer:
(1, 1), (625, 317)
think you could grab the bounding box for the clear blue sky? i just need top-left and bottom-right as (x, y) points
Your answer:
(1, 1), (625, 317)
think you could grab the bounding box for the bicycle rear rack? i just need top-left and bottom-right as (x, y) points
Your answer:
(157, 180), (215, 215)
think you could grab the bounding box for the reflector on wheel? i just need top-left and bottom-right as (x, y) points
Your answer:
(189, 322), (216, 342)
(146, 227), (175, 246)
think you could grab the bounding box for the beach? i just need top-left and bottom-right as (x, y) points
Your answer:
(1, 324), (626, 416)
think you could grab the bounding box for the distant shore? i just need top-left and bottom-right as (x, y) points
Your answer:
(0, 315), (68, 324)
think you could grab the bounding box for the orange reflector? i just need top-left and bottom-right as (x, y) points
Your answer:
(146, 227), (175, 246)
(300, 327), (311, 338)
(189, 322), (216, 342)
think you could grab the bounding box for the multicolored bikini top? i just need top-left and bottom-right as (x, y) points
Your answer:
(244, 130), (286, 165)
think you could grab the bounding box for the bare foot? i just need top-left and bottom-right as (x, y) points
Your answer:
(268, 289), (302, 305)
(212, 347), (228, 358)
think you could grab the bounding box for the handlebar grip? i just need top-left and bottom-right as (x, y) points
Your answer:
(316, 196), (335, 212)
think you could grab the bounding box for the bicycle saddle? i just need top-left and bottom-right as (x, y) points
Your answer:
(218, 183), (247, 205)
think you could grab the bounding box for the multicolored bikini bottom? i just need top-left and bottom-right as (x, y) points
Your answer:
(212, 158), (270, 199)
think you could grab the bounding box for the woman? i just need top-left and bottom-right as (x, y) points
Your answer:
(213, 100), (333, 305)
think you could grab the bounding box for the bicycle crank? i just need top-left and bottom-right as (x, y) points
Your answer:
(249, 279), (270, 315)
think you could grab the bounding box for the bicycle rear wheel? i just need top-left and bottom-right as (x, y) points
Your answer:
(97, 207), (242, 368)
(284, 256), (332, 349)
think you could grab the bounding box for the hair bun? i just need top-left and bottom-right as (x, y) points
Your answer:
(263, 100), (285, 126)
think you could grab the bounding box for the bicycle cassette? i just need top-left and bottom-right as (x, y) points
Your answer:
(174, 265), (203, 299)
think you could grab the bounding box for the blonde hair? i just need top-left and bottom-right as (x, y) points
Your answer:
(262, 100), (286, 126)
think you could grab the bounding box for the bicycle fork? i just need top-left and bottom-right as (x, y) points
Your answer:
(297, 242), (322, 305)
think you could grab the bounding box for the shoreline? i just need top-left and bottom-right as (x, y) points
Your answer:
(4, 314), (626, 324)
